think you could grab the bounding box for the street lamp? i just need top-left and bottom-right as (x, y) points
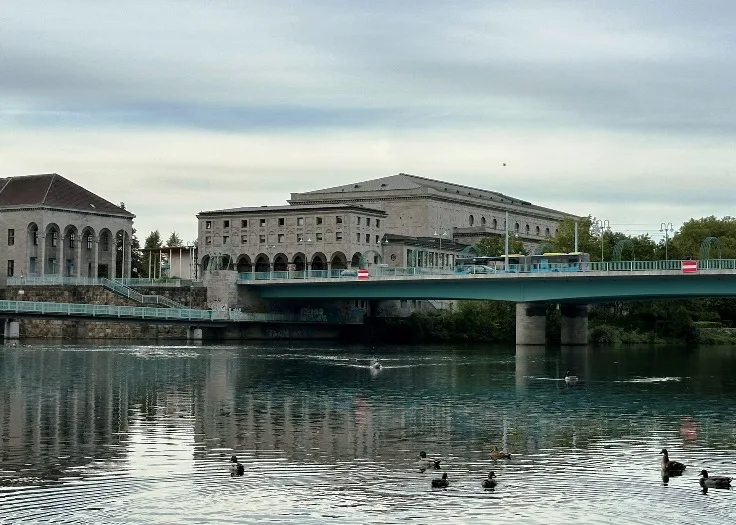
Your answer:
(594, 219), (610, 262)
(660, 222), (674, 260)
(300, 233), (312, 277)
(434, 228), (449, 268)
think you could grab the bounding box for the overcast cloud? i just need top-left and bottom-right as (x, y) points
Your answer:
(1, 0), (734, 243)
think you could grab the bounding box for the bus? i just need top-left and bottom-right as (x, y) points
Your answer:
(455, 252), (589, 273)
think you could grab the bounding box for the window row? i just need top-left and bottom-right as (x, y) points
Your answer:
(465, 216), (555, 237)
(204, 216), (380, 230)
(204, 232), (383, 246)
(8, 229), (111, 250)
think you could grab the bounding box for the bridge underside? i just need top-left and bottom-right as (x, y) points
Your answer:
(249, 274), (736, 303)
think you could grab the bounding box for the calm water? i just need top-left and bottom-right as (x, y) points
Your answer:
(1, 342), (735, 524)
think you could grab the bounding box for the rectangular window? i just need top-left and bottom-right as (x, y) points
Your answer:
(297, 233), (305, 243)
(375, 235), (379, 244)
(241, 235), (248, 244)
(259, 234), (266, 243)
(205, 221), (212, 229)
(48, 258), (57, 274)
(241, 219), (248, 228)
(316, 217), (323, 225)
(69, 233), (75, 249)
(7, 260), (14, 277)
(278, 234), (285, 243)
(7, 229), (14, 246)
(86, 235), (92, 250)
(316, 233), (323, 241)
(51, 231), (58, 247)
(297, 217), (304, 226)
(260, 218), (266, 227)
(223, 235), (229, 244)
(365, 234), (370, 243)
(30, 257), (37, 274)
(336, 232), (343, 242)
(366, 218), (371, 227)
(376, 219), (381, 228)
(101, 234), (109, 251)
(205, 236), (212, 245)
(33, 229), (38, 245)
(357, 217), (361, 225)
(336, 216), (343, 224)
(223, 220), (230, 228)
(356, 233), (361, 243)
(278, 218), (285, 226)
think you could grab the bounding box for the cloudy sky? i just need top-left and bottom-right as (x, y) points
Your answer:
(2, 0), (733, 244)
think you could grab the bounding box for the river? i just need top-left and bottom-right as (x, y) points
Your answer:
(1, 342), (734, 523)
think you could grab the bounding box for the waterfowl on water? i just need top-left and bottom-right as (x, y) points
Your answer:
(419, 451), (441, 471)
(660, 449), (686, 474)
(431, 472), (449, 488)
(230, 455), (244, 477)
(371, 359), (382, 370)
(699, 470), (732, 489)
(482, 471), (497, 489)
(491, 445), (511, 460)
(564, 371), (579, 385)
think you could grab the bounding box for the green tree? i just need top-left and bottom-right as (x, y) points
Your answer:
(550, 216), (597, 255)
(141, 230), (163, 277)
(474, 234), (524, 256)
(669, 216), (736, 260)
(166, 231), (183, 247)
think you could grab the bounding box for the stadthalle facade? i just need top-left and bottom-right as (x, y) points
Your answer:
(197, 173), (578, 273)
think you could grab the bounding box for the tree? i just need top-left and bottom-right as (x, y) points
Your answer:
(670, 216), (736, 260)
(474, 234), (524, 257)
(141, 230), (163, 278)
(166, 231), (183, 247)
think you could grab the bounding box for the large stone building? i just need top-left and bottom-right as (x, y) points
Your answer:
(0, 174), (135, 279)
(290, 173), (577, 246)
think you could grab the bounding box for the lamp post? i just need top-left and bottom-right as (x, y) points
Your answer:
(301, 233), (312, 278)
(267, 243), (276, 279)
(433, 228), (449, 268)
(594, 219), (610, 262)
(660, 222), (673, 260)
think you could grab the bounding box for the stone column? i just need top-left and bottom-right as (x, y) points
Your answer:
(560, 304), (589, 346)
(111, 238), (117, 280)
(60, 233), (66, 276)
(125, 234), (132, 278)
(94, 237), (99, 279)
(76, 233), (82, 277)
(39, 234), (46, 276)
(5, 319), (20, 340)
(515, 302), (546, 345)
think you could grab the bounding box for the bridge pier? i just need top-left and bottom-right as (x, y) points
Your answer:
(560, 304), (588, 346)
(3, 319), (19, 340)
(515, 303), (546, 345)
(187, 327), (203, 344)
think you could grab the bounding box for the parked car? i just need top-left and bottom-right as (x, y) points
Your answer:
(340, 269), (358, 277)
(457, 265), (497, 274)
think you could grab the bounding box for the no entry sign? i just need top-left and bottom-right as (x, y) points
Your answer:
(357, 269), (369, 280)
(681, 260), (697, 274)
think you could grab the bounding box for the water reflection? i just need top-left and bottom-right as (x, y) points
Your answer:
(1, 343), (735, 523)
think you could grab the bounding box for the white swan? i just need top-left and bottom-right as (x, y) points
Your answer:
(564, 371), (579, 385)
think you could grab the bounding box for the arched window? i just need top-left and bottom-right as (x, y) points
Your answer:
(545, 227), (550, 237)
(469, 215), (475, 226)
(525, 224), (530, 234)
(481, 216), (486, 226)
(514, 222), (520, 233)
(535, 226), (540, 235)
(492, 218), (498, 229)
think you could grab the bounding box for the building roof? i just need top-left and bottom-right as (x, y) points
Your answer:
(384, 233), (470, 252)
(198, 202), (387, 216)
(291, 173), (530, 205)
(0, 173), (134, 217)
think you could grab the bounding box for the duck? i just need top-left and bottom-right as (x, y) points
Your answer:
(431, 472), (449, 488)
(564, 371), (579, 385)
(491, 445), (511, 460)
(230, 455), (244, 477)
(699, 470), (732, 489)
(482, 471), (497, 489)
(660, 449), (686, 474)
(418, 451), (441, 471)
(371, 359), (382, 370)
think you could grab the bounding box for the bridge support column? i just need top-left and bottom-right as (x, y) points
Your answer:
(560, 304), (588, 346)
(188, 327), (203, 344)
(515, 303), (546, 346)
(4, 319), (19, 340)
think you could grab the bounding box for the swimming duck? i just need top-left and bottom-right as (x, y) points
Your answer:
(371, 359), (382, 370)
(230, 455), (244, 477)
(699, 470), (732, 489)
(482, 471), (497, 489)
(660, 449), (686, 474)
(564, 371), (579, 385)
(419, 451), (441, 471)
(491, 445), (511, 460)
(431, 472), (449, 488)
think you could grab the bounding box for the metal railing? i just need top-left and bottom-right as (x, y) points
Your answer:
(235, 259), (736, 282)
(5, 275), (186, 309)
(0, 300), (322, 323)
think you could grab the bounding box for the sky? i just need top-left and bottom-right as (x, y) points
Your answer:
(2, 0), (734, 244)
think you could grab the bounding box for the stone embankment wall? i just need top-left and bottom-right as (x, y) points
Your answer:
(10, 285), (208, 340)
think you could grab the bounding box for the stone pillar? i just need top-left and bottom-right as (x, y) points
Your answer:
(39, 234), (46, 276)
(94, 237), (100, 278)
(515, 302), (546, 345)
(76, 234), (82, 277)
(5, 319), (20, 340)
(111, 240), (117, 280)
(125, 234), (132, 278)
(560, 304), (589, 346)
(188, 327), (203, 344)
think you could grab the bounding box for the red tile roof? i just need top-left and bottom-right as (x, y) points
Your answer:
(0, 173), (133, 217)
